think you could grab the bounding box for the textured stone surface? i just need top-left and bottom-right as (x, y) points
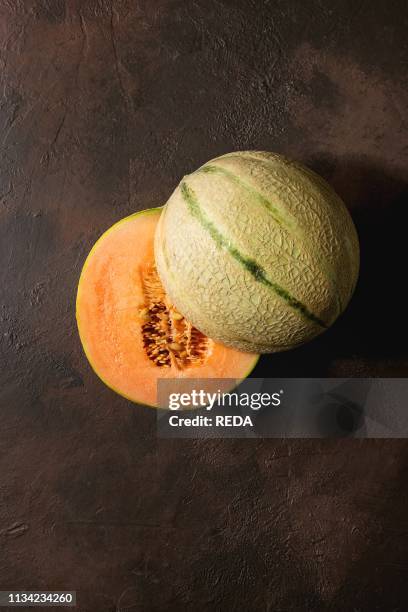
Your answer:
(0, 1), (408, 611)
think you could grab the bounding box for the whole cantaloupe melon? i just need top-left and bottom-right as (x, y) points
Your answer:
(155, 151), (360, 353)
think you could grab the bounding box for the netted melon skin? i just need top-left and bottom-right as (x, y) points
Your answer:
(155, 151), (360, 354)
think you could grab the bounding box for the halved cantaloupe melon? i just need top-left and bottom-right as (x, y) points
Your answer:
(76, 208), (258, 407)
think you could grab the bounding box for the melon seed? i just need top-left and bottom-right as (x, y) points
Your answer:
(168, 342), (182, 351)
(140, 266), (210, 369)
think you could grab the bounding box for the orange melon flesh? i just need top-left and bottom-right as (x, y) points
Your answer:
(76, 208), (258, 407)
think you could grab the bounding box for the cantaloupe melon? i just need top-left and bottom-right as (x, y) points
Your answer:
(155, 151), (360, 353)
(76, 208), (258, 407)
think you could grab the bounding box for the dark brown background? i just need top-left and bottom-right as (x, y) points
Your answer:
(1, 1), (408, 610)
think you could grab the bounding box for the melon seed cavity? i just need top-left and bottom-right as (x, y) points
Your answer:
(140, 266), (211, 368)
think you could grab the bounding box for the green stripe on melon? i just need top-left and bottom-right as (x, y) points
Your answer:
(198, 163), (344, 313)
(180, 181), (327, 328)
(154, 151), (360, 354)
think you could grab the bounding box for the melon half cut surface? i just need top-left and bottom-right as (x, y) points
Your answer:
(76, 208), (258, 407)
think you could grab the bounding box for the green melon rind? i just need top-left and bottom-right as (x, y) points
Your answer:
(158, 230), (302, 352)
(205, 151), (359, 305)
(198, 163), (344, 315)
(155, 152), (360, 353)
(183, 164), (342, 327)
(155, 200), (324, 353)
(180, 181), (327, 328)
